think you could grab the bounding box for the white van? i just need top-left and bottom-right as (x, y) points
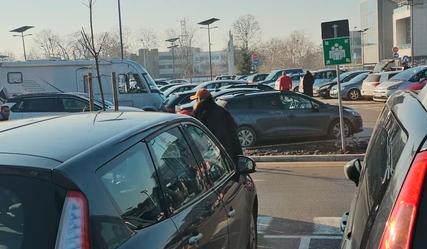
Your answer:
(0, 59), (165, 111)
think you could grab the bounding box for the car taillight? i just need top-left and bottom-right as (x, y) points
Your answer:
(372, 82), (380, 86)
(248, 80), (254, 84)
(55, 191), (90, 249)
(379, 151), (427, 249)
(180, 109), (194, 116)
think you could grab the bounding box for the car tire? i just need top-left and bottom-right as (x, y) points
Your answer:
(238, 126), (257, 147)
(328, 119), (352, 139)
(293, 86), (299, 92)
(347, 89), (361, 101)
(247, 208), (258, 249)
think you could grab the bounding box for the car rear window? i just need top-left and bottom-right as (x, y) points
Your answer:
(365, 74), (381, 82)
(0, 174), (66, 249)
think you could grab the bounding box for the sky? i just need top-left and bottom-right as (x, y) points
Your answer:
(0, 0), (361, 60)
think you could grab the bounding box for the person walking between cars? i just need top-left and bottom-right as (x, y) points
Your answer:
(191, 88), (243, 164)
(0, 105), (10, 122)
(303, 70), (315, 97)
(278, 71), (292, 91)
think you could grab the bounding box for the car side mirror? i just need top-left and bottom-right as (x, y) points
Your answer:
(344, 159), (362, 187)
(236, 155), (257, 174)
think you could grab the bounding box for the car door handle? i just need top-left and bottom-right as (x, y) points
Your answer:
(288, 114), (296, 118)
(189, 231), (203, 245)
(228, 208), (236, 218)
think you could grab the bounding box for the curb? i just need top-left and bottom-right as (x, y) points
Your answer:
(250, 154), (365, 162)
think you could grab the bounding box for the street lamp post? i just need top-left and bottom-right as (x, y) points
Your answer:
(118, 0), (124, 60)
(402, 0), (424, 66)
(10, 26), (34, 61)
(198, 18), (220, 80)
(166, 38), (180, 80)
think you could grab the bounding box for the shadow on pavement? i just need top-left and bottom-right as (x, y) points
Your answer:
(258, 215), (343, 249)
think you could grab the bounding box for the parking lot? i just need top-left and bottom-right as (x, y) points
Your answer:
(321, 98), (385, 137)
(254, 162), (355, 249)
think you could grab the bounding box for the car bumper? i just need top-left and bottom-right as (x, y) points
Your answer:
(361, 88), (374, 98)
(313, 88), (320, 97)
(351, 116), (364, 134)
(319, 88), (331, 98)
(373, 89), (396, 101)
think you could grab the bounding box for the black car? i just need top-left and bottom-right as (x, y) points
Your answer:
(341, 88), (427, 248)
(0, 112), (258, 249)
(317, 70), (371, 98)
(155, 80), (169, 87)
(160, 90), (199, 113)
(219, 83), (275, 91)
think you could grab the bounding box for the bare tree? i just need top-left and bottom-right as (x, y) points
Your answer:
(80, 0), (108, 110)
(33, 29), (71, 59)
(232, 14), (262, 52)
(100, 27), (134, 59)
(165, 23), (202, 81)
(0, 51), (16, 61)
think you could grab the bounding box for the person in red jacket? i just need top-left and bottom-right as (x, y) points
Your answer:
(278, 71), (292, 91)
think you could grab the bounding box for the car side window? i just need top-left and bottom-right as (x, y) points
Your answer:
(149, 127), (208, 213)
(280, 94), (313, 110)
(61, 98), (90, 112)
(20, 98), (63, 112)
(96, 142), (166, 230)
(120, 74), (147, 94)
(184, 124), (232, 184)
(251, 96), (281, 109)
(362, 108), (407, 207)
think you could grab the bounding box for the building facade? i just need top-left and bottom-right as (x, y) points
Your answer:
(350, 31), (363, 67)
(360, 0), (398, 64)
(393, 0), (427, 65)
(129, 49), (160, 79)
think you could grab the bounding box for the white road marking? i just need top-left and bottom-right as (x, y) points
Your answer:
(257, 216), (273, 234)
(298, 237), (311, 249)
(264, 235), (342, 239)
(253, 179), (266, 182)
(313, 217), (343, 235)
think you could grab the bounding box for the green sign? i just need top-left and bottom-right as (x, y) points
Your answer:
(322, 37), (351, 66)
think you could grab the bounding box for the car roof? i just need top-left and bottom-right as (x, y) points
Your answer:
(7, 92), (83, 102)
(0, 112), (189, 166)
(218, 91), (281, 101)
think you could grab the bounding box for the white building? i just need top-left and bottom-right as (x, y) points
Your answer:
(393, 0), (427, 65)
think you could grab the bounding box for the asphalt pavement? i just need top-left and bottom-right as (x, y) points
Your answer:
(321, 98), (385, 137)
(254, 162), (356, 249)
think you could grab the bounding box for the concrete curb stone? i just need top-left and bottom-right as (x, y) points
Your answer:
(250, 154), (365, 162)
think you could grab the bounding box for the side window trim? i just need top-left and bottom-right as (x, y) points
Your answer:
(181, 122), (235, 175)
(146, 125), (218, 216)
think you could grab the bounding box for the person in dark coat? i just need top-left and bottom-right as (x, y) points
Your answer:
(191, 88), (243, 164)
(302, 71), (315, 97)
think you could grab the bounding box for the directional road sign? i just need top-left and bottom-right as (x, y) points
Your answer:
(393, 53), (399, 59)
(323, 37), (352, 66)
(321, 19), (350, 39)
(252, 59), (259, 66)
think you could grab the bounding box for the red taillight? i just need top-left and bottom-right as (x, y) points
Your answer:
(372, 82), (380, 86)
(379, 151), (427, 249)
(180, 109), (194, 116)
(55, 191), (90, 249)
(248, 80), (254, 84)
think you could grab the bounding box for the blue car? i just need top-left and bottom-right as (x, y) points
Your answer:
(329, 72), (370, 101)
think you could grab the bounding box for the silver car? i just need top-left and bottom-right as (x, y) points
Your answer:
(361, 71), (400, 99)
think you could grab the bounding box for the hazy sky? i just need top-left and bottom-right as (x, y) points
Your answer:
(0, 0), (360, 59)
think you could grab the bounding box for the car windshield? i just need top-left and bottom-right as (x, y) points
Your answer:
(265, 71), (280, 81)
(331, 71), (353, 82)
(391, 67), (426, 81)
(346, 73), (369, 84)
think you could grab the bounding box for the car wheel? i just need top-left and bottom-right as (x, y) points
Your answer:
(329, 119), (352, 139)
(238, 126), (257, 147)
(293, 86), (299, 92)
(347, 89), (361, 101)
(247, 209), (257, 249)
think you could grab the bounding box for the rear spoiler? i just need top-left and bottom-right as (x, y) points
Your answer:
(0, 87), (10, 104)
